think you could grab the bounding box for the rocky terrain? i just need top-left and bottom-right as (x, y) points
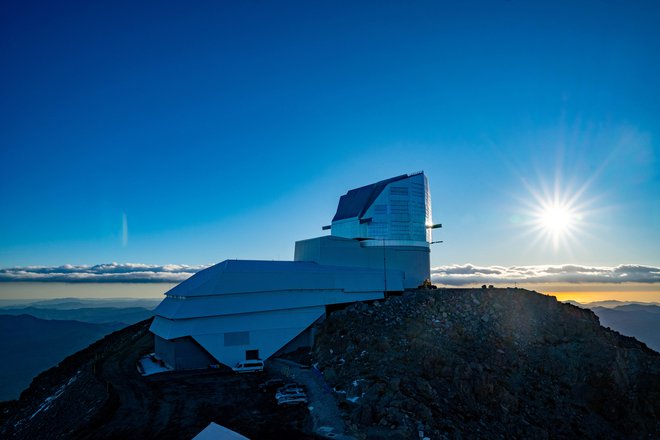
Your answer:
(2, 288), (658, 439)
(314, 288), (660, 439)
(0, 319), (314, 440)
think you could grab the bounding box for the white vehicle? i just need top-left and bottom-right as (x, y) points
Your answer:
(276, 390), (306, 400)
(277, 396), (308, 406)
(232, 359), (264, 373)
(277, 383), (304, 393)
(275, 386), (304, 397)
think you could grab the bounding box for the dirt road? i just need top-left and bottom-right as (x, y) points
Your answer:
(270, 359), (355, 440)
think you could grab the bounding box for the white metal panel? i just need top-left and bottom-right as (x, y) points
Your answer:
(151, 305), (326, 339)
(327, 217), (362, 240)
(329, 172), (432, 246)
(294, 235), (428, 288)
(195, 326), (319, 367)
(153, 287), (387, 320)
(164, 260), (399, 298)
(152, 306), (326, 367)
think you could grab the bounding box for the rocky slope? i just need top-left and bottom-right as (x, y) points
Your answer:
(314, 288), (660, 439)
(0, 319), (313, 440)
(2, 288), (658, 439)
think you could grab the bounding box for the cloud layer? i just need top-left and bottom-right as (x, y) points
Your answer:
(431, 264), (660, 286)
(1, 262), (658, 285)
(0, 263), (207, 283)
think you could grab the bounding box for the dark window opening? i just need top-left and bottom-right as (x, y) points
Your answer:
(224, 331), (249, 346)
(246, 349), (259, 360)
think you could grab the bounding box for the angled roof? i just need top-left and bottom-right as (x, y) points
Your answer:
(162, 259), (403, 298)
(331, 174), (409, 222)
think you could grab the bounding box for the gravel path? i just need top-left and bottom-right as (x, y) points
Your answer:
(269, 358), (355, 440)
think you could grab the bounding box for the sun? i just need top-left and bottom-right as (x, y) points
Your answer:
(523, 190), (587, 252)
(540, 204), (573, 233)
(514, 177), (592, 253)
(533, 201), (582, 248)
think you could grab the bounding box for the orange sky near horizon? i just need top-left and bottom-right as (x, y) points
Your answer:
(0, 282), (659, 305)
(546, 290), (660, 304)
(526, 283), (660, 303)
(435, 282), (660, 304)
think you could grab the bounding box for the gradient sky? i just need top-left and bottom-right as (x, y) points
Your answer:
(1, 1), (658, 288)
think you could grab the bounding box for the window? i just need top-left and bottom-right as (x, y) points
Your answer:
(368, 223), (388, 237)
(390, 200), (409, 214)
(391, 223), (409, 233)
(224, 331), (250, 346)
(390, 186), (409, 196)
(411, 182), (424, 198)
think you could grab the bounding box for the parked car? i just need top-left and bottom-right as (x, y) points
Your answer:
(275, 390), (306, 400)
(258, 378), (285, 391)
(276, 386), (304, 395)
(277, 383), (303, 392)
(277, 395), (308, 406)
(232, 360), (264, 373)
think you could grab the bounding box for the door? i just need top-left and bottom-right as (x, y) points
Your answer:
(245, 349), (259, 360)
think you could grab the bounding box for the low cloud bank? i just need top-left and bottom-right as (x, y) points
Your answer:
(2, 262), (659, 285)
(0, 263), (208, 283)
(431, 264), (660, 286)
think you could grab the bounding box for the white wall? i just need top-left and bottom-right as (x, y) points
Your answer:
(294, 236), (430, 289)
(153, 305), (326, 367)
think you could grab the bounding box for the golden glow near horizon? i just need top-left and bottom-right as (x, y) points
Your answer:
(439, 283), (660, 304)
(548, 290), (660, 304)
(0, 282), (658, 304)
(524, 282), (660, 303)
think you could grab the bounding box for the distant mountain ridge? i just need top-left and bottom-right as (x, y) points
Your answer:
(0, 298), (161, 310)
(0, 306), (153, 325)
(589, 305), (660, 352)
(0, 315), (124, 401)
(0, 298), (161, 401)
(565, 299), (660, 308)
(563, 300), (660, 352)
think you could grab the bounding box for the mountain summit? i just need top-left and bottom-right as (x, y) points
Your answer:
(1, 288), (658, 439)
(314, 288), (660, 439)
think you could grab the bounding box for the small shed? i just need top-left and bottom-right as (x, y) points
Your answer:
(192, 422), (250, 440)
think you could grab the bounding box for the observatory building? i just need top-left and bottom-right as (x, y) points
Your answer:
(150, 172), (438, 370)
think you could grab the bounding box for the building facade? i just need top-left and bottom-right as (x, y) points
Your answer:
(296, 171), (435, 288)
(150, 172), (436, 370)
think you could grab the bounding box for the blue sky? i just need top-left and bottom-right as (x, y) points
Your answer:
(1, 0), (658, 275)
